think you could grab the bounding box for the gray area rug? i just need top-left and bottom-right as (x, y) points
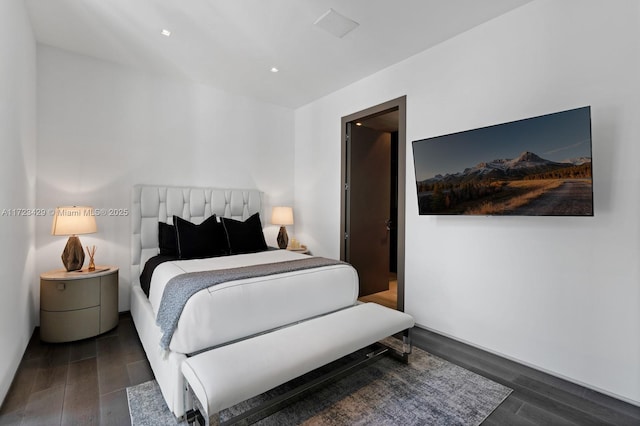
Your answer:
(127, 342), (511, 425)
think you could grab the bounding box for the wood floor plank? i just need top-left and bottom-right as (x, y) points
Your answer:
(513, 375), (640, 425)
(62, 358), (100, 425)
(96, 336), (132, 395)
(580, 387), (640, 423)
(0, 410), (23, 426)
(509, 377), (618, 426)
(412, 329), (522, 385)
(21, 385), (64, 426)
(31, 343), (71, 394)
(68, 339), (96, 363)
(116, 330), (146, 365)
(62, 384), (100, 426)
(514, 400), (578, 425)
(32, 365), (68, 395)
(483, 395), (536, 426)
(22, 332), (46, 361)
(359, 280), (398, 309)
(0, 358), (39, 418)
(99, 389), (131, 426)
(97, 362), (131, 397)
(126, 360), (154, 387)
(66, 358), (97, 385)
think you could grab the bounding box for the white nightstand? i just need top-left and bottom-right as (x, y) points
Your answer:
(40, 266), (119, 343)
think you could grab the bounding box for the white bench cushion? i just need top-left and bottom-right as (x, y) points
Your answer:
(181, 303), (414, 417)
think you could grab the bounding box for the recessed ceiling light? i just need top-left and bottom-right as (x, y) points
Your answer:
(355, 122), (363, 126)
(270, 67), (279, 73)
(161, 29), (171, 37)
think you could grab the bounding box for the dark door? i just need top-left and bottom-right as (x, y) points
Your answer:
(346, 124), (391, 297)
(340, 96), (406, 311)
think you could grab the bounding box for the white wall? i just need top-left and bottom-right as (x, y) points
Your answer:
(0, 0), (37, 404)
(294, 0), (640, 405)
(36, 46), (295, 312)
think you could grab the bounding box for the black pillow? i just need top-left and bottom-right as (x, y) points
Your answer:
(158, 222), (178, 256)
(174, 215), (229, 259)
(221, 212), (268, 254)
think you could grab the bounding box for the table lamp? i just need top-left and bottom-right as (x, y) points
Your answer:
(51, 206), (97, 271)
(271, 206), (293, 249)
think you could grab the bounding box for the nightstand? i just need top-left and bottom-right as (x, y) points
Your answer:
(40, 266), (119, 343)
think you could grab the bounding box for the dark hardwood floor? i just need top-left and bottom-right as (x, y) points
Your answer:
(1, 312), (639, 425)
(412, 328), (640, 425)
(0, 313), (151, 426)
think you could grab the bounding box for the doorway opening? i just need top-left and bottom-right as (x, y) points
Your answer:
(340, 96), (406, 311)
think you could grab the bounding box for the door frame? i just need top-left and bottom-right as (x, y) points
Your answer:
(340, 96), (407, 311)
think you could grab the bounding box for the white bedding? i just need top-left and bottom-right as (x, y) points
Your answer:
(150, 250), (308, 313)
(149, 250), (359, 354)
(130, 185), (360, 417)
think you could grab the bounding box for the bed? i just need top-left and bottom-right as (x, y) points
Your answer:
(130, 185), (360, 417)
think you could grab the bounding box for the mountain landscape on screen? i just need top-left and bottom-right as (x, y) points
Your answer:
(416, 151), (592, 215)
(412, 106), (594, 216)
(426, 151), (590, 184)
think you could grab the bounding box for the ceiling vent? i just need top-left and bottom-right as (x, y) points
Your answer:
(314, 8), (359, 38)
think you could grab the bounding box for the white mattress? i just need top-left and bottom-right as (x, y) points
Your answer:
(149, 250), (359, 354)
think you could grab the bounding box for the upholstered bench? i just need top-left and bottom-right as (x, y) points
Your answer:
(181, 302), (414, 425)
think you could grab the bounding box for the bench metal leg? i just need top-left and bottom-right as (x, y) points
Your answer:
(184, 390), (220, 426)
(403, 328), (413, 359)
(184, 381), (220, 426)
(185, 408), (207, 426)
(382, 328), (412, 364)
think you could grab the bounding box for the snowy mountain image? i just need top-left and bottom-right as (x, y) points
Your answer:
(424, 151), (590, 186)
(412, 106), (594, 216)
(415, 151), (592, 215)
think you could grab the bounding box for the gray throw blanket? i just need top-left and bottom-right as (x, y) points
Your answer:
(156, 256), (347, 350)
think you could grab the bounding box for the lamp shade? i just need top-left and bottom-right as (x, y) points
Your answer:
(271, 206), (294, 226)
(51, 206), (98, 236)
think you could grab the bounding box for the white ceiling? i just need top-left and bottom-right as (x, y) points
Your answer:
(24, 0), (533, 108)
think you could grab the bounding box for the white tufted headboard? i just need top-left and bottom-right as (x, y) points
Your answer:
(130, 185), (263, 285)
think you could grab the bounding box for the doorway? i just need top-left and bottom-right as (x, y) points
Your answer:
(340, 96), (406, 311)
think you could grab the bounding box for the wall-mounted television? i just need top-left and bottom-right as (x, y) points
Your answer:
(412, 106), (593, 216)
